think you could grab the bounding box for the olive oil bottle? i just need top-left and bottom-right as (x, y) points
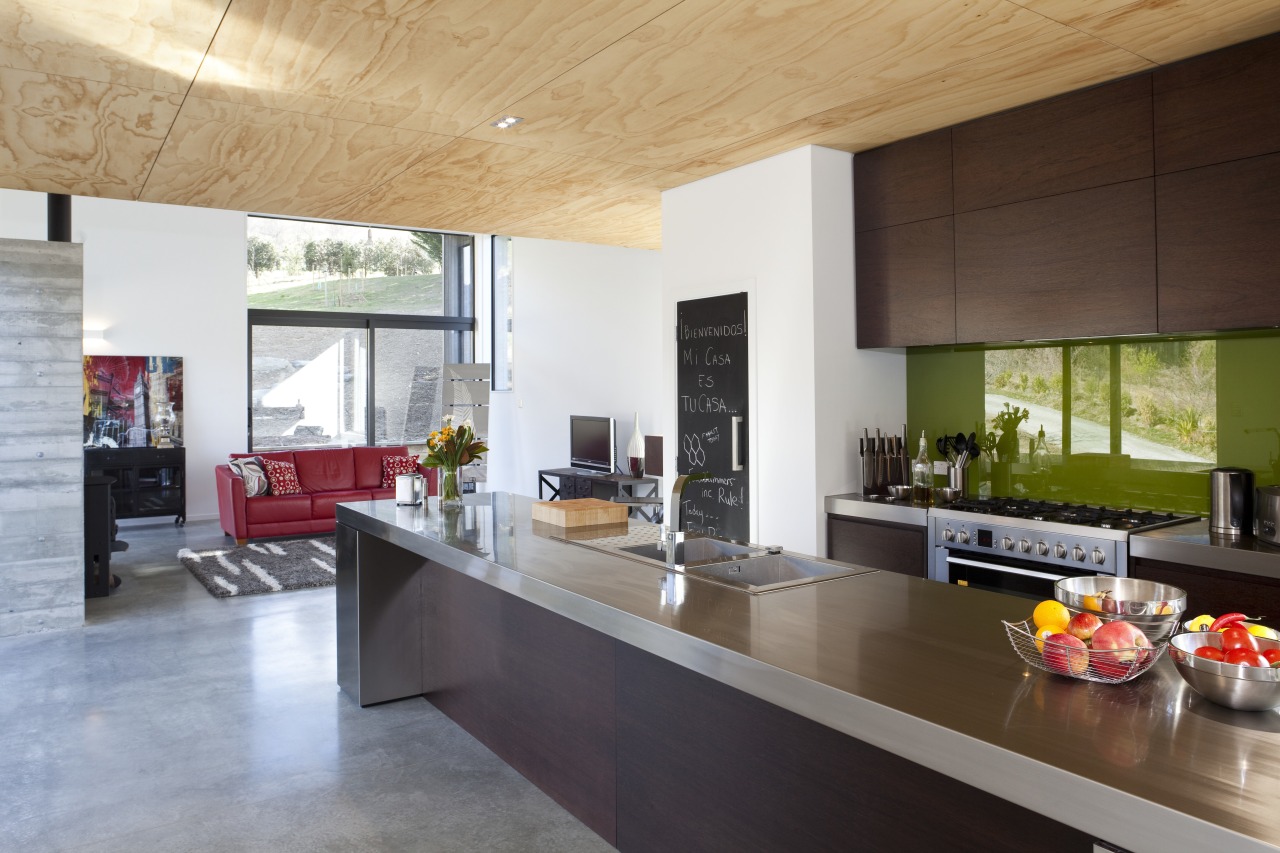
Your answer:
(912, 430), (932, 506)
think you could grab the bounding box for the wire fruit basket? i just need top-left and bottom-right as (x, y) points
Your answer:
(1003, 619), (1168, 684)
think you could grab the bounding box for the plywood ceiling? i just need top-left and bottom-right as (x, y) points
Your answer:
(1, 0), (1277, 250)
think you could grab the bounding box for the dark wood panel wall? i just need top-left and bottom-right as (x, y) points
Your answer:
(855, 31), (1280, 348)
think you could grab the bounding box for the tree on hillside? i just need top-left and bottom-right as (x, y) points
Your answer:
(303, 240), (323, 277)
(247, 236), (278, 279)
(410, 231), (442, 271)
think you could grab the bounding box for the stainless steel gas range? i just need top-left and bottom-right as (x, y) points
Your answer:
(928, 499), (1198, 599)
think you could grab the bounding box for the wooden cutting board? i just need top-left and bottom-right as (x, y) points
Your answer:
(532, 498), (628, 528)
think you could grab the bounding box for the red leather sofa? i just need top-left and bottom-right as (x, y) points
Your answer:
(216, 446), (436, 544)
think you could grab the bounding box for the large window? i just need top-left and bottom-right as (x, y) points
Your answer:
(492, 236), (514, 391)
(247, 217), (474, 451)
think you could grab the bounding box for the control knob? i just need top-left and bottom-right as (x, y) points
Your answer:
(957, 530), (970, 544)
(943, 527), (954, 542)
(1001, 536), (1013, 551)
(1071, 545), (1086, 562)
(1091, 548), (1106, 566)
(1035, 541), (1049, 556)
(1053, 543), (1067, 559)
(1018, 538), (1031, 553)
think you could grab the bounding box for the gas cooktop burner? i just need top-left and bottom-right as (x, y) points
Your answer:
(943, 498), (1195, 532)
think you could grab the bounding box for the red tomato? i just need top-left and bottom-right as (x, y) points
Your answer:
(1220, 626), (1259, 652)
(1194, 646), (1226, 662)
(1263, 648), (1280, 666)
(1224, 648), (1268, 668)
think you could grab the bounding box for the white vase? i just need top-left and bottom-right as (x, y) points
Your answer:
(626, 413), (644, 477)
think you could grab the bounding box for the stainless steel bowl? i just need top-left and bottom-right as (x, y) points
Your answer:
(1169, 631), (1280, 711)
(1053, 576), (1185, 642)
(886, 485), (912, 500)
(934, 487), (962, 505)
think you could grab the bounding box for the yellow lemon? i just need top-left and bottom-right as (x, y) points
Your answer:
(1033, 599), (1071, 631)
(1186, 614), (1214, 632)
(1035, 624), (1067, 653)
(1245, 623), (1278, 640)
(1082, 595), (1102, 612)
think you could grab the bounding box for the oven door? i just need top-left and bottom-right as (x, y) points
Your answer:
(938, 549), (1102, 600)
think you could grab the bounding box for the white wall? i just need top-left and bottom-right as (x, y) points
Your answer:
(0, 188), (247, 521)
(486, 237), (663, 497)
(662, 146), (906, 554)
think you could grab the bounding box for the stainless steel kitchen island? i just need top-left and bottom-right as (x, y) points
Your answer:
(337, 494), (1280, 853)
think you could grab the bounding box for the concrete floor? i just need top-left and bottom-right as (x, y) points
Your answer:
(1, 518), (614, 852)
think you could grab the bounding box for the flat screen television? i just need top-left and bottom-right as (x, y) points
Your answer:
(570, 415), (616, 474)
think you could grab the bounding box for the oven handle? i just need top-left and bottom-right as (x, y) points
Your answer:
(945, 556), (1072, 583)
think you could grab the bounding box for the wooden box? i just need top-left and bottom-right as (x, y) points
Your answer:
(532, 498), (628, 528)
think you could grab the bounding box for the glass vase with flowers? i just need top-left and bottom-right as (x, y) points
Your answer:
(419, 415), (488, 507)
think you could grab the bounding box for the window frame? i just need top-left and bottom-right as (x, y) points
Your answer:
(247, 310), (475, 451)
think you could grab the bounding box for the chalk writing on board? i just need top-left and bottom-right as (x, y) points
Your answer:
(681, 433), (706, 467)
(703, 426), (720, 445)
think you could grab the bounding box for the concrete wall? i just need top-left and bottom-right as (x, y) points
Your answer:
(662, 146), (906, 555)
(0, 238), (84, 636)
(485, 237), (663, 497)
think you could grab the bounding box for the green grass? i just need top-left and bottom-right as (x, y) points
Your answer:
(248, 273), (443, 313)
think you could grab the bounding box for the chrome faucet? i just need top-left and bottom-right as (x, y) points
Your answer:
(660, 472), (710, 566)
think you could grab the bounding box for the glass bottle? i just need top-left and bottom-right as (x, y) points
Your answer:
(1032, 425), (1050, 474)
(912, 430), (932, 505)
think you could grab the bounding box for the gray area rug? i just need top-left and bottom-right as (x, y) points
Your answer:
(179, 537), (337, 598)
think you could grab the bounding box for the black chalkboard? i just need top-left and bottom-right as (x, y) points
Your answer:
(676, 292), (749, 541)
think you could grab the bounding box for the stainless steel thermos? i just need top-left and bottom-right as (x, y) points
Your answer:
(1209, 467), (1254, 537)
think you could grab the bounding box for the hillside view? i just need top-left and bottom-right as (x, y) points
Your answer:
(985, 340), (1216, 463)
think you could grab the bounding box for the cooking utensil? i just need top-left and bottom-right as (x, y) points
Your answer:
(887, 485), (912, 500)
(935, 486), (962, 504)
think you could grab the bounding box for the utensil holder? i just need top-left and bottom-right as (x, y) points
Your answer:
(947, 465), (968, 497)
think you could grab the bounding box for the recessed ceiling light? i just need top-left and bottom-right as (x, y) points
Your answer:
(490, 115), (524, 129)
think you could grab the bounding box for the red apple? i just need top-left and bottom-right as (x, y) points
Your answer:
(1042, 632), (1089, 676)
(1066, 611), (1102, 642)
(1090, 620), (1151, 678)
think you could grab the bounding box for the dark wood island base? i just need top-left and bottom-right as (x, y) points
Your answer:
(337, 521), (1099, 852)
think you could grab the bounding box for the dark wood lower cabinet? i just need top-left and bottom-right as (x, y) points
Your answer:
(1131, 557), (1280, 617)
(422, 561), (618, 845)
(827, 514), (927, 577)
(615, 643), (1094, 853)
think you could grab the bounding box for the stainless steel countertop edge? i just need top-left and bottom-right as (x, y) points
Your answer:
(338, 501), (1277, 853)
(1133, 519), (1280, 580)
(824, 493), (928, 526)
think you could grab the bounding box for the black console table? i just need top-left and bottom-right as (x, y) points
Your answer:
(85, 446), (186, 525)
(537, 468), (661, 521)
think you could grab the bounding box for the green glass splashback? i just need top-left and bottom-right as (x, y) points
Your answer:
(906, 332), (1280, 515)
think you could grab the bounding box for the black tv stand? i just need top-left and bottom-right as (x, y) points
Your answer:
(537, 467), (659, 504)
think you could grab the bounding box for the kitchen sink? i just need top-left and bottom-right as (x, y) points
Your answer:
(614, 536), (765, 565)
(681, 552), (869, 594)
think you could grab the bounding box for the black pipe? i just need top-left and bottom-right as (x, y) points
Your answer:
(48, 194), (71, 242)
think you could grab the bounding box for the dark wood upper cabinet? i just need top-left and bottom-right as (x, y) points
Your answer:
(856, 217), (955, 348)
(1154, 31), (1280, 174)
(954, 180), (1157, 344)
(952, 75), (1154, 213)
(854, 129), (952, 233)
(1156, 152), (1280, 333)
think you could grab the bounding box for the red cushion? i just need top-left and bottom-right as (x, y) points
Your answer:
(245, 494), (312, 524)
(354, 445), (406, 489)
(381, 455), (419, 488)
(310, 489), (373, 520)
(261, 458), (303, 495)
(294, 448), (356, 493)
